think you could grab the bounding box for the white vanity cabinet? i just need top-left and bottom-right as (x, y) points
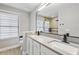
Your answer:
(24, 34), (79, 55)
(25, 35), (59, 55)
(32, 40), (41, 55)
(41, 45), (58, 55)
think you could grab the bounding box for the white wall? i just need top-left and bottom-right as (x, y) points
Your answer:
(30, 10), (37, 31)
(19, 13), (30, 35)
(58, 4), (79, 37)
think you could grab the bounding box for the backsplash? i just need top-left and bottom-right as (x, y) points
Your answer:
(40, 32), (79, 44)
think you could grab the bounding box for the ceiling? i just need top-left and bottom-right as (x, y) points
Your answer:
(3, 3), (41, 12)
(2, 3), (78, 17)
(38, 3), (63, 17)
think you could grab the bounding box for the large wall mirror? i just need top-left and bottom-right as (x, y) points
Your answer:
(36, 3), (79, 37)
(36, 14), (58, 34)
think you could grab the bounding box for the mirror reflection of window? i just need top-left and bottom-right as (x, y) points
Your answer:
(37, 15), (44, 31)
(44, 20), (49, 32)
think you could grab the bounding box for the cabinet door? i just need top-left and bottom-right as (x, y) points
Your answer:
(29, 38), (33, 55)
(32, 40), (40, 55)
(26, 37), (30, 54)
(41, 45), (58, 55)
(26, 37), (33, 55)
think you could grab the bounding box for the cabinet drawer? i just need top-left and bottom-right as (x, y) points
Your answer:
(41, 45), (58, 55)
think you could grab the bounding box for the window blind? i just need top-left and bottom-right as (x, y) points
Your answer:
(0, 12), (19, 39)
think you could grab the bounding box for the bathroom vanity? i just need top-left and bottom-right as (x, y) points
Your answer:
(23, 32), (79, 55)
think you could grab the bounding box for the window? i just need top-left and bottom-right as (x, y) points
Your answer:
(0, 12), (19, 39)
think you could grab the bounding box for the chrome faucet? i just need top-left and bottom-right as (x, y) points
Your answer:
(62, 33), (69, 43)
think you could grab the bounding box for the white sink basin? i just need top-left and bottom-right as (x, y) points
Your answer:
(30, 35), (57, 43)
(48, 41), (79, 55)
